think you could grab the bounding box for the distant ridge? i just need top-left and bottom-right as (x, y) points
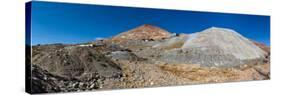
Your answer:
(111, 24), (171, 42)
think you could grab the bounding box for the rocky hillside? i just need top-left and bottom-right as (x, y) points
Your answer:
(155, 27), (266, 67)
(28, 24), (270, 93)
(111, 24), (171, 43)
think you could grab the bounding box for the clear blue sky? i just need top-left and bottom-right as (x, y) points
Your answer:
(30, 1), (270, 46)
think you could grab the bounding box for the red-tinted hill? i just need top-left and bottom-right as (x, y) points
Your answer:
(111, 24), (171, 42)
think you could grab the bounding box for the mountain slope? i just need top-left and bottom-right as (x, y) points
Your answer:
(111, 24), (171, 42)
(156, 27), (266, 67)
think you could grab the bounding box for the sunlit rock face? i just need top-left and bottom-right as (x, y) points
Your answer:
(159, 27), (266, 67)
(111, 24), (171, 43)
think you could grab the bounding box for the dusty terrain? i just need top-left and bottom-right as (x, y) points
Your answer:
(28, 24), (270, 93)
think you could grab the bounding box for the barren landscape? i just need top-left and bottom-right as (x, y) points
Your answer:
(28, 24), (270, 93)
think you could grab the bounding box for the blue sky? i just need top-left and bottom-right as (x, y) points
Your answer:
(30, 1), (270, 46)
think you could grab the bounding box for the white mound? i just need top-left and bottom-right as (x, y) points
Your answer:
(182, 27), (266, 60)
(158, 27), (266, 67)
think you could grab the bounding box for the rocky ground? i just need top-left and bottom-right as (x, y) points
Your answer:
(27, 24), (270, 93)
